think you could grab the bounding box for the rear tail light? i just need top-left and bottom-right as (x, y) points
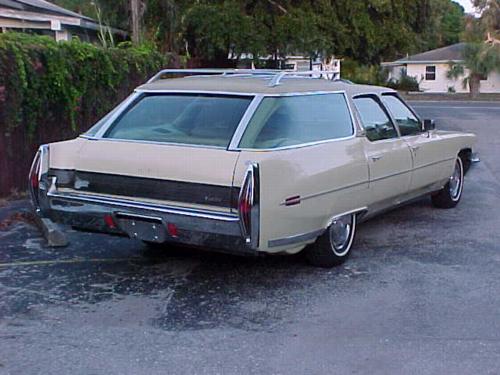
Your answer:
(28, 145), (49, 210)
(238, 163), (259, 248)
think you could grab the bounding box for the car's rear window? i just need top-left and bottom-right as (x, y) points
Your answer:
(238, 93), (353, 149)
(104, 94), (252, 147)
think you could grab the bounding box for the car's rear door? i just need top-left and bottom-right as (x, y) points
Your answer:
(353, 95), (412, 205)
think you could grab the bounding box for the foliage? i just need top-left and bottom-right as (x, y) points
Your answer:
(341, 59), (387, 86)
(458, 0), (500, 96)
(446, 61), (465, 79)
(386, 74), (420, 92)
(472, 0), (500, 35)
(52, 0), (467, 66)
(0, 32), (165, 137)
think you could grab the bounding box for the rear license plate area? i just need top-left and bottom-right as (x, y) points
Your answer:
(115, 213), (165, 243)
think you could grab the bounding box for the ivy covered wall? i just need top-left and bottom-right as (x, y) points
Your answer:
(0, 33), (166, 196)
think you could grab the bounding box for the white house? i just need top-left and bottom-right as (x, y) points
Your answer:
(382, 42), (500, 93)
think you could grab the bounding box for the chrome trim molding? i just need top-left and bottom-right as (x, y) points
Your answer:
(236, 134), (356, 152)
(268, 207), (367, 248)
(94, 93), (141, 139)
(28, 144), (50, 213)
(47, 191), (239, 222)
(268, 229), (324, 248)
(326, 207), (368, 228)
(228, 95), (264, 150)
(137, 89), (257, 97)
(90, 137), (228, 150)
(280, 180), (368, 205)
(115, 212), (163, 222)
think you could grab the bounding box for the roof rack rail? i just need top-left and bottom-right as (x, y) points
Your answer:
(146, 69), (280, 83)
(146, 68), (341, 87)
(266, 70), (338, 87)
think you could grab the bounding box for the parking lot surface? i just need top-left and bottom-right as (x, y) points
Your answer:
(1, 101), (500, 374)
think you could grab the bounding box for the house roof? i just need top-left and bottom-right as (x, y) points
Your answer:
(0, 0), (93, 20)
(394, 43), (466, 64)
(0, 0), (127, 36)
(138, 75), (396, 96)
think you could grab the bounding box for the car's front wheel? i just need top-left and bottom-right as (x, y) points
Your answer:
(305, 213), (357, 268)
(431, 156), (464, 209)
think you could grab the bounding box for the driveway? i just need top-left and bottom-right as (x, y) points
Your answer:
(0, 101), (499, 374)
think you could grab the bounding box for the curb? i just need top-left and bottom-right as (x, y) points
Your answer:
(33, 214), (69, 247)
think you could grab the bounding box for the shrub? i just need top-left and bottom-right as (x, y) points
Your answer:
(386, 74), (420, 92)
(0, 32), (166, 196)
(341, 59), (387, 86)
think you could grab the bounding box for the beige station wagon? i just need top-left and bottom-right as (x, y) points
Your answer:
(29, 69), (477, 267)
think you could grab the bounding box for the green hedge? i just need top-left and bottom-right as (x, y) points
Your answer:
(0, 33), (166, 196)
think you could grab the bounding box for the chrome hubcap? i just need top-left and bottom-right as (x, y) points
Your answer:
(329, 215), (353, 256)
(449, 160), (462, 199)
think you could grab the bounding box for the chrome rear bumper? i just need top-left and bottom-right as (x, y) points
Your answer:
(42, 190), (254, 255)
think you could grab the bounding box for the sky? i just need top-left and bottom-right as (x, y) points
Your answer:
(454, 0), (475, 14)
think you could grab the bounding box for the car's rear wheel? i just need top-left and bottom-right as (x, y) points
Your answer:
(431, 156), (464, 209)
(305, 213), (357, 268)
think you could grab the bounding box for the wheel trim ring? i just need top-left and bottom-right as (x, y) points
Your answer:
(449, 158), (464, 201)
(329, 214), (356, 257)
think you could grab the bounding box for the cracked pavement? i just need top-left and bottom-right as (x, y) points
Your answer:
(0, 101), (499, 374)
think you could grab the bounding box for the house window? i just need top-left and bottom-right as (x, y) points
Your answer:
(425, 66), (436, 80)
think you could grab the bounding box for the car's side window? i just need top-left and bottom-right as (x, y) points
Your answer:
(381, 94), (422, 136)
(353, 96), (398, 142)
(238, 93), (353, 149)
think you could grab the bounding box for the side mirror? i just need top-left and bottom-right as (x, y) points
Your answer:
(423, 119), (435, 131)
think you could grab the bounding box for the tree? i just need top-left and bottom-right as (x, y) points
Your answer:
(455, 0), (500, 97)
(462, 42), (500, 97)
(51, 0), (468, 67)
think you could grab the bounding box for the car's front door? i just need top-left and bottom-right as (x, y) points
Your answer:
(381, 93), (446, 191)
(353, 95), (412, 205)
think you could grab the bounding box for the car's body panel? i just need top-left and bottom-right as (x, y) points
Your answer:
(362, 137), (413, 204)
(30, 73), (477, 257)
(234, 139), (369, 253)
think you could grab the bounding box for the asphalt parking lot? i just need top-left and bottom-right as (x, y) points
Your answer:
(1, 101), (500, 374)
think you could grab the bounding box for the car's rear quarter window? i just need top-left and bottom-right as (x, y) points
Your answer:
(238, 93), (353, 149)
(104, 94), (252, 147)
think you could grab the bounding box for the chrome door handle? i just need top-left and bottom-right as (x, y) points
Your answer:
(371, 155), (383, 162)
(411, 146), (420, 152)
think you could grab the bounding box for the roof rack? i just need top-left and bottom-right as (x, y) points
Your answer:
(146, 69), (340, 87)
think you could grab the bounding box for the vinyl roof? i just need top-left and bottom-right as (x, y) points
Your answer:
(138, 75), (395, 96)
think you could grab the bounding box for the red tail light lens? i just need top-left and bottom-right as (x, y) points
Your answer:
(238, 163), (259, 247)
(30, 161), (40, 190)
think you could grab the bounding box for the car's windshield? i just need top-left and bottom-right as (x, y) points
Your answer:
(104, 94), (252, 147)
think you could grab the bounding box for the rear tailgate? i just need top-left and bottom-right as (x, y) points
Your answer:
(50, 139), (240, 212)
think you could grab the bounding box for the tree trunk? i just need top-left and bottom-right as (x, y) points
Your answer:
(469, 74), (481, 99)
(130, 0), (141, 44)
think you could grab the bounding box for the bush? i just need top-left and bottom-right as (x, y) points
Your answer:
(386, 74), (420, 92)
(341, 59), (387, 86)
(0, 32), (166, 196)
